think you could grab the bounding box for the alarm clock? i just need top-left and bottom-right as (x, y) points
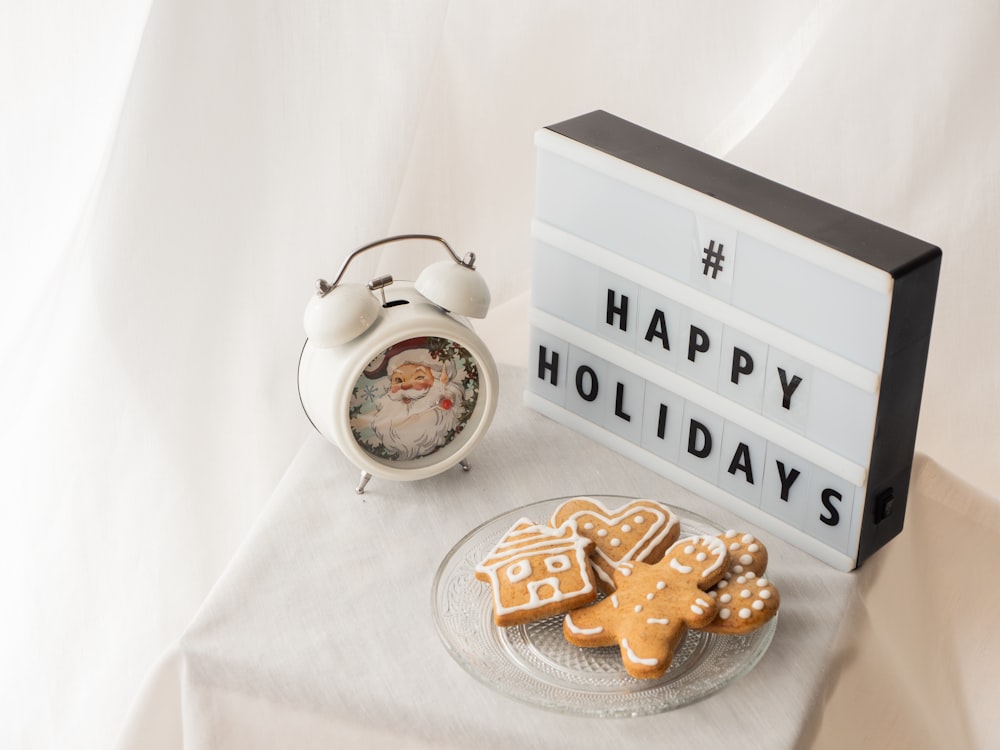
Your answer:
(298, 234), (499, 494)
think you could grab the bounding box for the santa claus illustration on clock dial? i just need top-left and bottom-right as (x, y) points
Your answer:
(349, 336), (481, 462)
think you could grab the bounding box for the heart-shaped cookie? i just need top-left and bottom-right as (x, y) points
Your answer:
(549, 497), (681, 592)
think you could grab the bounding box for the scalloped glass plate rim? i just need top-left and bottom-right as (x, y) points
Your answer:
(431, 494), (778, 718)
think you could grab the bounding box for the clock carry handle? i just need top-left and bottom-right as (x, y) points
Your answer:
(315, 234), (477, 297)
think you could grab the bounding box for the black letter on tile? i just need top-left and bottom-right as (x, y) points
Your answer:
(731, 347), (754, 385)
(777, 367), (803, 410)
(687, 326), (710, 362)
(656, 403), (669, 439)
(686, 419), (712, 458)
(614, 382), (631, 422)
(727, 442), (754, 484)
(606, 289), (629, 331)
(820, 488), (842, 526)
(776, 461), (801, 501)
(575, 365), (599, 402)
(537, 346), (559, 385)
(644, 309), (671, 350)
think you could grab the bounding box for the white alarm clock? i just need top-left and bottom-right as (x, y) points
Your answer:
(298, 234), (499, 494)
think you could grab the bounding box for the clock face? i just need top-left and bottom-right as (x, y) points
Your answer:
(348, 336), (482, 464)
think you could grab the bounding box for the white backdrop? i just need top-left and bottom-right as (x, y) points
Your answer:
(4, 2), (999, 748)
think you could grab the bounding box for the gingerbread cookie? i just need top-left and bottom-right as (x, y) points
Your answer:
(701, 531), (779, 635)
(475, 518), (598, 627)
(562, 534), (729, 679)
(549, 497), (681, 592)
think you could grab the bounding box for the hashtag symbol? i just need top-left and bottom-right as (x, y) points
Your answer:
(701, 240), (725, 279)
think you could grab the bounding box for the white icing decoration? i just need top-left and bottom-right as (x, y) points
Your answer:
(647, 618), (670, 625)
(646, 593), (654, 600)
(696, 598), (710, 608)
(611, 594), (619, 608)
(729, 542), (740, 551)
(610, 538), (621, 547)
(684, 545), (696, 554)
(670, 558), (694, 575)
(622, 638), (658, 667)
(724, 530), (737, 538)
(719, 608), (731, 619)
(758, 577), (769, 586)
(737, 576), (747, 584)
(739, 608), (752, 619)
(634, 605), (643, 613)
(618, 566), (631, 576)
(506, 559), (532, 583)
(597, 529), (608, 537)
(696, 552), (707, 562)
(545, 554), (572, 573)
(748, 543), (760, 553)
(718, 579), (728, 589)
(634, 516), (644, 524)
(741, 589), (752, 598)
(740, 554), (753, 566)
(753, 600), (765, 610)
(565, 613), (603, 636)
(720, 593), (732, 604)
(691, 604), (704, 615)
(656, 581), (666, 590)
(760, 590), (772, 600)
(583, 522), (594, 530)
(742, 534), (754, 544)
(621, 524), (632, 533)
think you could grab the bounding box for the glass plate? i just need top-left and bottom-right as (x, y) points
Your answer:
(431, 495), (778, 717)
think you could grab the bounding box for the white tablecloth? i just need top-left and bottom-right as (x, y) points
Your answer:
(5, 1), (1000, 748)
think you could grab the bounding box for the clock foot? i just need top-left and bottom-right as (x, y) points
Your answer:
(459, 459), (471, 472)
(356, 471), (373, 494)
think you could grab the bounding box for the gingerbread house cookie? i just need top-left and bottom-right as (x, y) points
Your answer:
(475, 518), (597, 627)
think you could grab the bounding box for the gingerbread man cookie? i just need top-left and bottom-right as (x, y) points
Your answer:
(476, 518), (598, 627)
(549, 497), (681, 593)
(562, 534), (729, 679)
(701, 531), (780, 635)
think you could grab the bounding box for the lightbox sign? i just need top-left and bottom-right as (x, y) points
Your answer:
(525, 111), (940, 571)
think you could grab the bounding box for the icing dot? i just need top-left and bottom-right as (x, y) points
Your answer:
(733, 565), (745, 574)
(583, 522), (594, 530)
(724, 530), (737, 538)
(709, 590), (718, 598)
(696, 598), (710, 608)
(634, 516), (645, 524)
(610, 538), (622, 547)
(757, 577), (769, 586)
(684, 545), (696, 555)
(691, 605), (704, 615)
(740, 554), (754, 566)
(741, 589), (752, 599)
(597, 529), (608, 537)
(742, 534), (754, 544)
(738, 608), (752, 619)
(619, 566), (631, 576)
(752, 600), (765, 611)
(717, 580), (728, 589)
(656, 581), (666, 590)
(720, 593), (732, 603)
(646, 592), (655, 600)
(719, 608), (731, 620)
(696, 552), (707, 562)
(621, 524), (632, 533)
(634, 605), (643, 613)
(746, 572), (756, 580)
(748, 543), (760, 553)
(611, 595), (620, 608)
(729, 542), (741, 551)
(736, 576), (747, 585)
(759, 590), (772, 600)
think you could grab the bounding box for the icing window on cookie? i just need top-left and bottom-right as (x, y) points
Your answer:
(544, 554), (572, 573)
(506, 559), (533, 583)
